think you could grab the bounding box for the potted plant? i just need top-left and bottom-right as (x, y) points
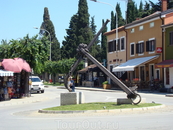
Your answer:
(102, 81), (111, 89)
(170, 86), (173, 93)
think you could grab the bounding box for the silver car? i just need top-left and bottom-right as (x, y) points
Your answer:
(29, 76), (44, 93)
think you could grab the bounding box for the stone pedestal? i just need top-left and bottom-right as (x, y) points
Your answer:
(60, 92), (85, 106)
(117, 98), (146, 105)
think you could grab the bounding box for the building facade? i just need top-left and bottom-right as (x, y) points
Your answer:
(105, 0), (173, 90)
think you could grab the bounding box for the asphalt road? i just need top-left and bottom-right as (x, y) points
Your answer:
(0, 86), (172, 130)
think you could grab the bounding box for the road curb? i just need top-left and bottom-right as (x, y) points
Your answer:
(0, 97), (50, 107)
(38, 104), (165, 114)
(165, 94), (173, 97)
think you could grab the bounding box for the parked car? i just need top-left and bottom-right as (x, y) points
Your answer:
(58, 76), (64, 84)
(29, 76), (44, 93)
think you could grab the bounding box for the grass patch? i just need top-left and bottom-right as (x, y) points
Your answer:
(44, 82), (64, 86)
(43, 102), (161, 111)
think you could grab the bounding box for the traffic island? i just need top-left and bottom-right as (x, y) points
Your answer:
(38, 102), (164, 114)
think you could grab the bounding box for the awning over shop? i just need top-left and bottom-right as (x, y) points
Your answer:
(0, 70), (14, 76)
(155, 59), (173, 68)
(113, 55), (159, 72)
(78, 64), (97, 73)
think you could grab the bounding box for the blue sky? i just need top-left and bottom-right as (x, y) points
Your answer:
(0, 0), (158, 46)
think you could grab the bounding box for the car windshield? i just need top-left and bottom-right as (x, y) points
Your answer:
(30, 78), (41, 82)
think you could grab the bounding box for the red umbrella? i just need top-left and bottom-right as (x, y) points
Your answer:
(22, 60), (31, 72)
(14, 58), (24, 66)
(2, 59), (22, 73)
(14, 58), (31, 72)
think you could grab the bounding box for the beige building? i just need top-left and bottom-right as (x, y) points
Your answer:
(105, 0), (173, 90)
(104, 26), (127, 81)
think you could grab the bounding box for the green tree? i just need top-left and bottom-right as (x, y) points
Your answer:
(62, 0), (92, 60)
(40, 7), (61, 61)
(111, 11), (115, 30)
(100, 19), (108, 64)
(141, 1), (151, 18)
(62, 14), (78, 59)
(76, 0), (92, 46)
(127, 0), (136, 23)
(138, 0), (144, 18)
(116, 3), (125, 27)
(90, 16), (101, 62)
(0, 35), (50, 97)
(6, 35), (50, 74)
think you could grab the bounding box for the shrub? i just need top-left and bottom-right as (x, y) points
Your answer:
(102, 81), (109, 85)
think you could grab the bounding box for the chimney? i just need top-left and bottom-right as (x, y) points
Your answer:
(162, 0), (167, 11)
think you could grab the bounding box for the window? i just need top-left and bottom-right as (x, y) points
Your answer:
(117, 39), (120, 51)
(140, 66), (145, 81)
(121, 37), (125, 50)
(146, 39), (156, 52)
(131, 28), (135, 33)
(110, 65), (113, 72)
(113, 40), (116, 51)
(139, 25), (144, 30)
(155, 69), (160, 80)
(150, 22), (154, 28)
(130, 43), (135, 56)
(136, 41), (144, 54)
(170, 31), (173, 45)
(108, 41), (114, 52)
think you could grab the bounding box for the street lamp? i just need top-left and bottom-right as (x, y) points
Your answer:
(34, 27), (51, 61)
(34, 27), (52, 81)
(90, 0), (118, 65)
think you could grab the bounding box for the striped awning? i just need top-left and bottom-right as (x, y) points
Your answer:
(113, 55), (159, 72)
(0, 70), (14, 76)
(155, 59), (173, 68)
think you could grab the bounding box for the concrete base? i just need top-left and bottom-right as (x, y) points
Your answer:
(60, 92), (85, 106)
(117, 98), (146, 105)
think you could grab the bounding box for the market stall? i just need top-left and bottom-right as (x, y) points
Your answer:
(0, 58), (31, 101)
(0, 70), (14, 101)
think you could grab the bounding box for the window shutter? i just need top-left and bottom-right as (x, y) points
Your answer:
(131, 44), (134, 55)
(146, 41), (149, 52)
(121, 38), (124, 50)
(142, 42), (144, 53)
(136, 43), (139, 54)
(153, 39), (156, 51)
(108, 42), (111, 52)
(118, 39), (120, 50)
(113, 40), (115, 51)
(111, 41), (114, 52)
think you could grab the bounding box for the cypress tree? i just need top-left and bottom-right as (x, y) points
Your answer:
(138, 0), (144, 18)
(141, 1), (151, 18)
(111, 11), (115, 30)
(40, 7), (61, 61)
(116, 3), (125, 27)
(101, 19), (107, 63)
(90, 16), (101, 62)
(62, 14), (78, 59)
(127, 0), (136, 23)
(76, 0), (92, 46)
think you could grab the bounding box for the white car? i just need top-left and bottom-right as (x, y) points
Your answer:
(29, 76), (44, 93)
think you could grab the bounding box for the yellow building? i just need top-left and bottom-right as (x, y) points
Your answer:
(105, 0), (173, 90)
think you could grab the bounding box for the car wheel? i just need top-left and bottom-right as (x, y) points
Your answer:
(37, 91), (41, 94)
(41, 90), (44, 93)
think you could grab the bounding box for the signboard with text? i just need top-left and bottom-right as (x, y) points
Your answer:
(156, 47), (162, 53)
